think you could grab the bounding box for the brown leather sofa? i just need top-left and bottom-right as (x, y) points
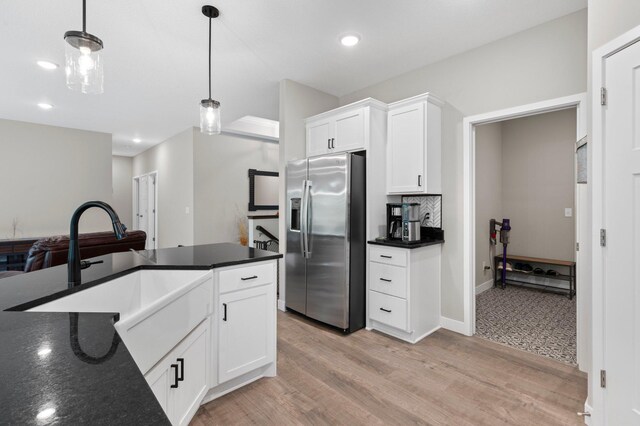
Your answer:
(23, 230), (147, 273)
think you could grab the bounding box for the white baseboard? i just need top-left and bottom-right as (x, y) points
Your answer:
(476, 279), (494, 295)
(440, 316), (469, 335)
(277, 299), (286, 312)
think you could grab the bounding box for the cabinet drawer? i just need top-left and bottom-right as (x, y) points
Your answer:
(219, 262), (274, 294)
(370, 246), (407, 267)
(369, 290), (408, 331)
(370, 262), (407, 299)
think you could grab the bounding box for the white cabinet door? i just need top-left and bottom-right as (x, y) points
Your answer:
(218, 284), (275, 383)
(333, 109), (365, 152)
(146, 365), (171, 419)
(307, 120), (331, 157)
(387, 103), (425, 194)
(144, 319), (209, 426)
(172, 321), (209, 426)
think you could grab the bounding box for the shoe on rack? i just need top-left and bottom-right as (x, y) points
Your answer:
(533, 267), (545, 275)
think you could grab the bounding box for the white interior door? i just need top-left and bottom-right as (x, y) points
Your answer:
(134, 173), (158, 250)
(601, 39), (640, 424)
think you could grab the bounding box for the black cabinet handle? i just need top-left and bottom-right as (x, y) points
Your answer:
(380, 308), (392, 313)
(177, 358), (184, 381)
(328, 138), (331, 149)
(331, 138), (335, 149)
(380, 255), (392, 259)
(379, 278), (392, 282)
(170, 364), (179, 388)
(241, 275), (258, 281)
(223, 303), (227, 321)
(418, 175), (422, 187)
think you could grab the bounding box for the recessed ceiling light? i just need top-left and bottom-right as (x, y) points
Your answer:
(133, 138), (141, 144)
(37, 347), (52, 357)
(340, 34), (360, 47)
(37, 103), (53, 110)
(37, 60), (59, 70)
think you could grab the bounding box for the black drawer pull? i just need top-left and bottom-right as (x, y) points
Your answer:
(380, 255), (392, 259)
(223, 303), (227, 321)
(380, 308), (392, 313)
(177, 358), (184, 381)
(379, 278), (392, 282)
(170, 364), (179, 388)
(241, 275), (258, 281)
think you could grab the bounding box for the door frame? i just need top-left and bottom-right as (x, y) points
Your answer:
(591, 24), (640, 425)
(461, 93), (588, 356)
(132, 170), (159, 249)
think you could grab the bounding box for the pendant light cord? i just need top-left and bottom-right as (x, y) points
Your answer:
(208, 17), (212, 100)
(83, 0), (86, 33)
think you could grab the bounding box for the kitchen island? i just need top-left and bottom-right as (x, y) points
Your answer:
(0, 243), (281, 425)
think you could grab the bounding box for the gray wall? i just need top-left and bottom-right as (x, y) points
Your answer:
(340, 10), (587, 116)
(0, 119), (113, 238)
(339, 9), (587, 322)
(502, 109), (576, 262)
(278, 79), (339, 304)
(475, 123), (503, 287)
(193, 132), (278, 245)
(112, 156), (133, 228)
(132, 128), (194, 249)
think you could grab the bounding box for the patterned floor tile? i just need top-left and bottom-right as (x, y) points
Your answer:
(476, 285), (576, 365)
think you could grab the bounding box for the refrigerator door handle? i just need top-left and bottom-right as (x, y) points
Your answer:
(306, 180), (313, 258)
(300, 180), (308, 257)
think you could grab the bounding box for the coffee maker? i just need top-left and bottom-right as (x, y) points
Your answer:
(402, 203), (421, 242)
(386, 203), (403, 240)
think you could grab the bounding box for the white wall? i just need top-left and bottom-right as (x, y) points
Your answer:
(339, 9), (587, 322)
(0, 119), (113, 238)
(193, 132), (278, 245)
(112, 156), (133, 227)
(475, 123), (503, 287)
(278, 79), (339, 306)
(132, 128), (194, 249)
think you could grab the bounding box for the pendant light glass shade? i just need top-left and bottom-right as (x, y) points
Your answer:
(200, 6), (221, 135)
(200, 99), (221, 135)
(64, 31), (104, 94)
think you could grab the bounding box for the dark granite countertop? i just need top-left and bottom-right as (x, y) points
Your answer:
(367, 238), (445, 249)
(0, 243), (282, 424)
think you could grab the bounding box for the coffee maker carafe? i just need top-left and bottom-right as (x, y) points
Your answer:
(386, 203), (403, 240)
(402, 203), (421, 242)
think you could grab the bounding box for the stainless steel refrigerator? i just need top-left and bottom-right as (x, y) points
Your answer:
(285, 152), (366, 333)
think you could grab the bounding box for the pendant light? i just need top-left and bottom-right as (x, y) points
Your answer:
(200, 5), (221, 135)
(64, 0), (104, 94)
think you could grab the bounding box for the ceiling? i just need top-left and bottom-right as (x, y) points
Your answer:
(0, 0), (586, 156)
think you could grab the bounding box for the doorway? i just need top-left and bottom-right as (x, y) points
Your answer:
(133, 171), (158, 250)
(462, 94), (588, 370)
(473, 109), (577, 364)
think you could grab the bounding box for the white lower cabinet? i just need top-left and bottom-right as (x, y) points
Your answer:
(218, 265), (276, 384)
(368, 244), (441, 343)
(145, 319), (209, 426)
(141, 259), (278, 426)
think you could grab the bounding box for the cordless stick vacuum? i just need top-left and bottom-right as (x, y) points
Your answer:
(490, 218), (511, 289)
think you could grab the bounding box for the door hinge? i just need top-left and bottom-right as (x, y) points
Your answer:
(600, 369), (606, 388)
(600, 229), (607, 247)
(576, 242), (580, 251)
(601, 87), (607, 106)
(153, 237), (156, 242)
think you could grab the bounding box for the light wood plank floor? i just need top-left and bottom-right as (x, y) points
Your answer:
(192, 312), (587, 425)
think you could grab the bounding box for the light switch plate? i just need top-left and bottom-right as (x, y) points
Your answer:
(565, 208), (572, 217)
(185, 206), (190, 214)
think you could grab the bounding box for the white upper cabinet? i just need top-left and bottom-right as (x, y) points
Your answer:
(305, 99), (386, 156)
(386, 93), (443, 195)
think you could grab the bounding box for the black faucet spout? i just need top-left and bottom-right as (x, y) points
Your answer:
(68, 201), (128, 287)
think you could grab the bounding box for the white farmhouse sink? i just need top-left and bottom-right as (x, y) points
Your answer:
(30, 269), (213, 373)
